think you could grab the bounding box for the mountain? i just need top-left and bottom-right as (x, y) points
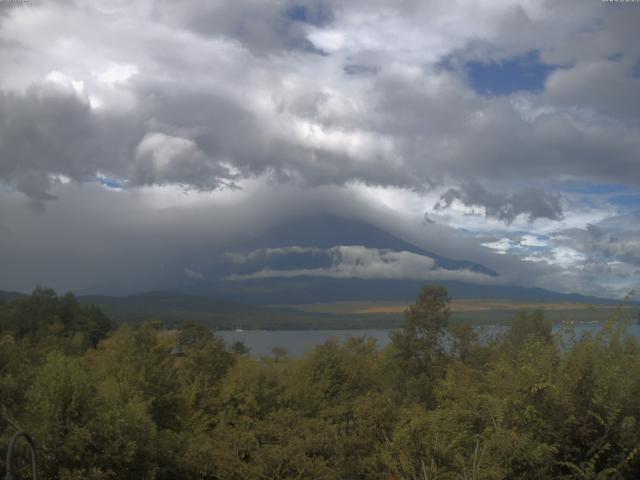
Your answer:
(240, 214), (497, 276)
(2, 215), (630, 320)
(170, 213), (635, 306)
(183, 213), (500, 300)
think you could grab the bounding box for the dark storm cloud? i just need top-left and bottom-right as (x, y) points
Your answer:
(151, 0), (332, 55)
(0, 0), (638, 204)
(0, 82), (144, 203)
(434, 182), (564, 224)
(545, 59), (640, 121)
(130, 132), (240, 190)
(556, 223), (640, 267)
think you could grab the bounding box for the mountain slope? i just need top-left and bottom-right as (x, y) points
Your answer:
(0, 289), (28, 302)
(240, 214), (497, 276)
(180, 214), (631, 306)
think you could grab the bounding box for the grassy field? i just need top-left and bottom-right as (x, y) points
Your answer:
(283, 299), (639, 326)
(285, 299), (627, 313)
(75, 292), (638, 330)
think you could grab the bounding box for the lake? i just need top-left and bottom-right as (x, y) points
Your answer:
(219, 322), (640, 357)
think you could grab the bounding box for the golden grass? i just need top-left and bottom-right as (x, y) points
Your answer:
(284, 300), (613, 315)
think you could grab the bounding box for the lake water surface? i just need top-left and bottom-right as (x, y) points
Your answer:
(219, 323), (640, 357)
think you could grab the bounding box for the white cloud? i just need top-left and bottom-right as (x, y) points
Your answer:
(97, 62), (139, 86)
(520, 234), (547, 248)
(482, 238), (513, 254)
(227, 245), (498, 284)
(184, 267), (205, 281)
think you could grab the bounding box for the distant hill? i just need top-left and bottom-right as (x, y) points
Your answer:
(2, 287), (634, 331)
(205, 277), (631, 306)
(76, 288), (639, 330)
(0, 289), (27, 302)
(75, 291), (395, 330)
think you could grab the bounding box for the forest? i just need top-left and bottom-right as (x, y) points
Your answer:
(1, 286), (639, 479)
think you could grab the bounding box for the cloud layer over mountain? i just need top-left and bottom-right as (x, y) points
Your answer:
(225, 245), (497, 284)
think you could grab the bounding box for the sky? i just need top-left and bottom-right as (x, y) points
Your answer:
(0, 0), (639, 299)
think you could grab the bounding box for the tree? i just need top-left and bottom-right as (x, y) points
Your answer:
(3, 284), (640, 479)
(389, 285), (451, 405)
(506, 310), (553, 348)
(177, 321), (214, 349)
(74, 305), (111, 347)
(175, 324), (234, 414)
(23, 354), (98, 478)
(449, 323), (479, 363)
(9, 286), (59, 339)
(0, 288), (111, 348)
(230, 340), (250, 357)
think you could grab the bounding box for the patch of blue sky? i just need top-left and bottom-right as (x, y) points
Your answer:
(561, 183), (640, 215)
(516, 239), (550, 252)
(0, 182), (15, 193)
(607, 52), (624, 62)
(561, 181), (636, 195)
(484, 242), (547, 257)
(485, 229), (544, 238)
(525, 245), (550, 254)
(609, 194), (640, 208)
(343, 63), (379, 76)
(632, 59), (640, 79)
(286, 5), (309, 22)
(464, 51), (557, 96)
(285, 4), (332, 26)
(96, 175), (126, 190)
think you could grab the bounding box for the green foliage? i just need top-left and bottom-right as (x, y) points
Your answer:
(1, 285), (640, 479)
(389, 285), (451, 405)
(0, 287), (111, 347)
(448, 323), (480, 363)
(506, 309), (553, 347)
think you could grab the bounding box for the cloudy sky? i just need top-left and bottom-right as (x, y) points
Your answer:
(1, 0), (639, 298)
